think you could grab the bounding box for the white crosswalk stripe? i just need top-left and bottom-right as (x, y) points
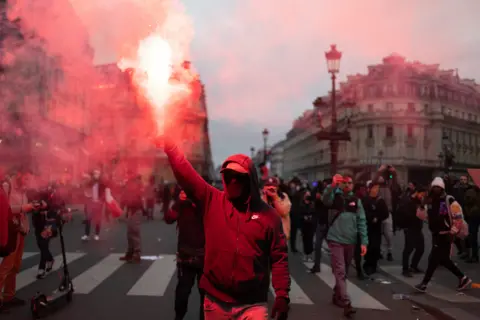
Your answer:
(127, 254), (177, 296)
(73, 254), (125, 294)
(16, 252), (86, 291)
(11, 250), (480, 315)
(270, 276), (313, 305)
(304, 262), (389, 310)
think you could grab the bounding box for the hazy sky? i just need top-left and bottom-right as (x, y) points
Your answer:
(72, 0), (480, 166)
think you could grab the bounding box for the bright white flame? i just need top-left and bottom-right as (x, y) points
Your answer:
(118, 30), (191, 134)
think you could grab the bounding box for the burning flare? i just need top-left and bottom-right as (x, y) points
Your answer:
(117, 3), (194, 135)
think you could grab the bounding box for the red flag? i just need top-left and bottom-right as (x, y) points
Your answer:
(467, 169), (480, 187)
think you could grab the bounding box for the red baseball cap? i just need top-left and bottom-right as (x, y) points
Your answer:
(220, 162), (248, 174)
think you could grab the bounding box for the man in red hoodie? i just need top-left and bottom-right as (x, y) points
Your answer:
(158, 139), (290, 320)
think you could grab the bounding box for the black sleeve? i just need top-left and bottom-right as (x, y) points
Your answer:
(376, 198), (390, 222)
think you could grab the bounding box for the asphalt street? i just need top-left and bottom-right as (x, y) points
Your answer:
(0, 209), (476, 320)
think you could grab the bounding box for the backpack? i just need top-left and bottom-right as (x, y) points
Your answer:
(446, 195), (469, 240)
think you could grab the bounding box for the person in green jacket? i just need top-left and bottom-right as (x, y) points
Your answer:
(322, 175), (368, 317)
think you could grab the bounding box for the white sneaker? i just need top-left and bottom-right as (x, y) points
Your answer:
(94, 235), (100, 241)
(81, 235), (90, 241)
(36, 270), (46, 279)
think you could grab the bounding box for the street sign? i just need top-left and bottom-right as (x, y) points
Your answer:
(316, 131), (351, 141)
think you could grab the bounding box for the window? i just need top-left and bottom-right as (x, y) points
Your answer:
(407, 124), (414, 137)
(367, 125), (373, 138)
(407, 103), (415, 112)
(468, 113), (472, 121)
(386, 102), (393, 111)
(386, 125), (393, 137)
(368, 104), (374, 113)
(447, 108), (452, 116)
(441, 105), (446, 114)
(475, 115), (478, 122)
(455, 110), (459, 117)
(462, 112), (465, 119)
(424, 104), (429, 113)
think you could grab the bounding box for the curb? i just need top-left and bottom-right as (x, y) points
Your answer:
(407, 295), (480, 320)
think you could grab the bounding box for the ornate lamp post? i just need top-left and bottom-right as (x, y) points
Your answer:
(441, 134), (454, 173)
(313, 45), (351, 176)
(262, 128), (269, 163)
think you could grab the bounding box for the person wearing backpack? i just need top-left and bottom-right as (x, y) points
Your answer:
(323, 174), (368, 317)
(414, 177), (472, 293)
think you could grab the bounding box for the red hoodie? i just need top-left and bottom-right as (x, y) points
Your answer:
(164, 144), (290, 304)
(0, 187), (11, 247)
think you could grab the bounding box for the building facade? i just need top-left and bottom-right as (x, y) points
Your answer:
(92, 63), (214, 183)
(269, 140), (285, 177)
(0, 0), (93, 181)
(283, 54), (480, 185)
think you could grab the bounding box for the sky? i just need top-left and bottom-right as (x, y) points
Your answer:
(70, 0), (480, 167)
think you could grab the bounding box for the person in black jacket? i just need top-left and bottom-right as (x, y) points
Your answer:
(400, 187), (426, 277)
(300, 191), (315, 261)
(414, 177), (471, 293)
(362, 183), (389, 275)
(27, 185), (57, 279)
(310, 182), (328, 274)
(165, 189), (205, 320)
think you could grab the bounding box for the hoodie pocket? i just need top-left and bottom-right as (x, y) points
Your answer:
(205, 249), (235, 288)
(232, 252), (267, 293)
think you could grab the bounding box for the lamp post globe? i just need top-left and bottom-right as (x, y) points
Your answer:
(325, 44), (342, 74)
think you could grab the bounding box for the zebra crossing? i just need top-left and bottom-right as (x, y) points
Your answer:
(8, 251), (480, 311)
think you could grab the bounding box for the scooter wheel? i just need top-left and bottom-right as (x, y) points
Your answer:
(31, 294), (47, 319)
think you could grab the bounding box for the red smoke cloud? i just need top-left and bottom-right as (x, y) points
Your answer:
(1, 0), (196, 183)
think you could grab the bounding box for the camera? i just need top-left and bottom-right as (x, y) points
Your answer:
(384, 165), (394, 180)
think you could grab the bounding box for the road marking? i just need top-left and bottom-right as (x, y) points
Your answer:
(0, 252), (39, 264)
(127, 254), (177, 296)
(22, 252), (39, 259)
(270, 275), (313, 305)
(16, 252), (86, 290)
(305, 262), (389, 310)
(381, 265), (480, 303)
(73, 253), (125, 294)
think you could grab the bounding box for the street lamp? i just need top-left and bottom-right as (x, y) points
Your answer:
(442, 134), (454, 173)
(325, 44), (342, 74)
(314, 44), (350, 176)
(262, 128), (269, 163)
(250, 146), (255, 159)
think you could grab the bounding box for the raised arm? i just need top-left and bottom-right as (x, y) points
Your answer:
(163, 142), (214, 203)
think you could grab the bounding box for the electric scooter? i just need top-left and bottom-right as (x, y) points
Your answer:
(31, 209), (74, 319)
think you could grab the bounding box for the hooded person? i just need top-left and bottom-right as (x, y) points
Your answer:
(157, 138), (290, 320)
(414, 177), (472, 293)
